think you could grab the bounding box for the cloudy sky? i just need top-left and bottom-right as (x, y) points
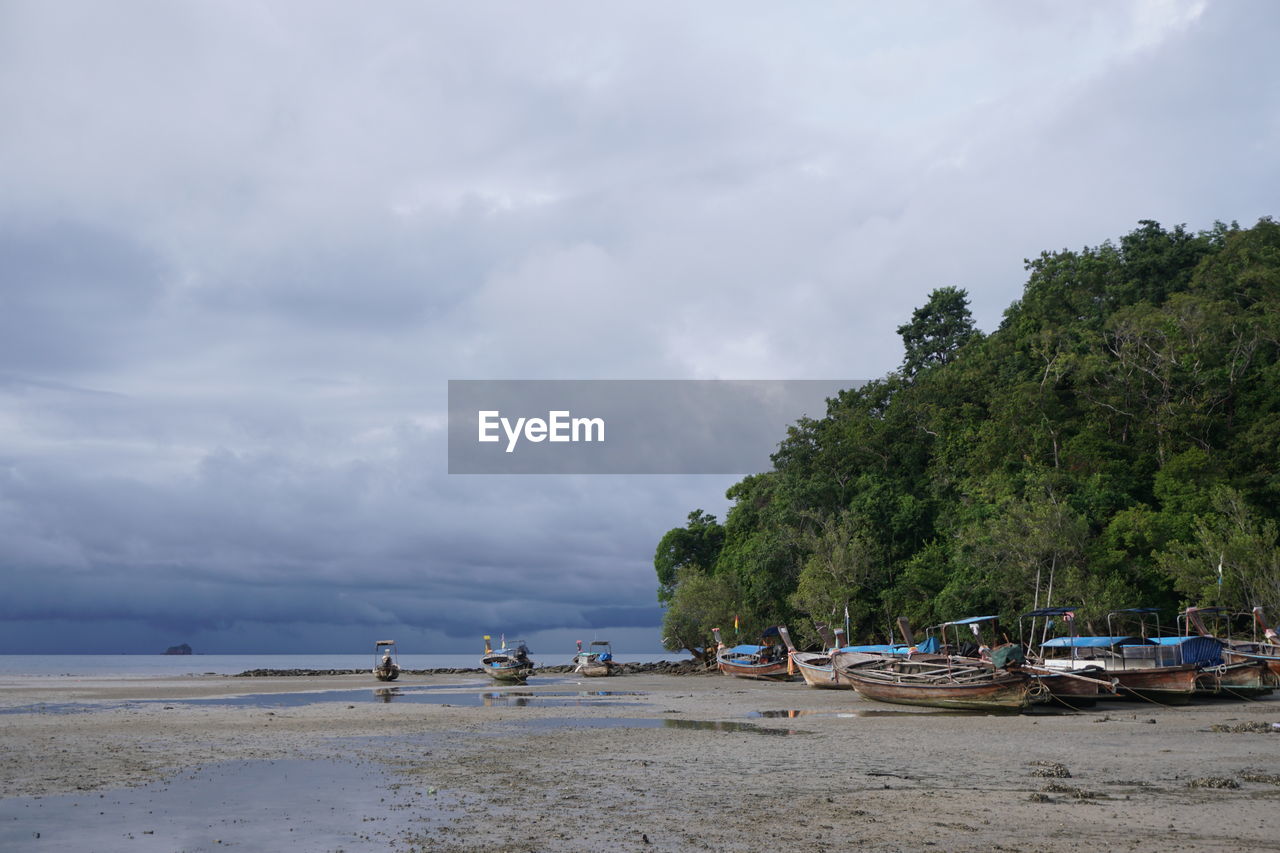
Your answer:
(2, 1), (1276, 654)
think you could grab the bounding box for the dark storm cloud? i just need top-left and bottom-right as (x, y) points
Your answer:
(0, 1), (1275, 652)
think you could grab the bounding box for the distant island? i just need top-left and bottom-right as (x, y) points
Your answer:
(163, 643), (193, 655)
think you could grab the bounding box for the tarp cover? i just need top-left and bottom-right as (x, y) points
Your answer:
(1042, 636), (1149, 648)
(990, 644), (1025, 669)
(1146, 635), (1224, 665)
(916, 636), (942, 654)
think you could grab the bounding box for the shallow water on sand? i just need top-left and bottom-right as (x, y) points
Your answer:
(513, 716), (811, 735)
(0, 757), (453, 852)
(0, 687), (650, 715)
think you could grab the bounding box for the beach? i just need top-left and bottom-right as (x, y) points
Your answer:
(2, 671), (1279, 852)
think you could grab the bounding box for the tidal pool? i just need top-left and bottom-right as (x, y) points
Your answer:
(0, 758), (457, 852)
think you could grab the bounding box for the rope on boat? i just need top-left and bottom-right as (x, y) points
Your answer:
(1114, 683), (1185, 710)
(1201, 662), (1270, 703)
(1216, 683), (1264, 702)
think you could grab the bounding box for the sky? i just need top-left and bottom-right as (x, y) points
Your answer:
(1, 1), (1277, 654)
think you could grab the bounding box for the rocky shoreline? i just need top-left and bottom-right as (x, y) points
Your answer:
(232, 659), (710, 677)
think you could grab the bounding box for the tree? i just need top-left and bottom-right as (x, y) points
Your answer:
(653, 510), (724, 604)
(897, 286), (980, 378)
(1159, 487), (1280, 612)
(653, 217), (1280, 653)
(660, 567), (741, 664)
(956, 483), (1088, 623)
(787, 510), (879, 648)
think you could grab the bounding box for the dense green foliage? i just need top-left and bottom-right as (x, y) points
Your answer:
(657, 218), (1280, 654)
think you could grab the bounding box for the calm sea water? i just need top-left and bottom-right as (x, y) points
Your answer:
(0, 653), (686, 679)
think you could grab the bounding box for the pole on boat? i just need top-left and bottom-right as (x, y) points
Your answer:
(897, 616), (916, 647)
(1021, 663), (1119, 694)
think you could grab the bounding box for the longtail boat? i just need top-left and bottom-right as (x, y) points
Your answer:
(373, 639), (401, 682)
(713, 625), (797, 680)
(1215, 607), (1280, 680)
(1037, 635), (1199, 703)
(481, 634), (535, 683)
(1034, 609), (1212, 704)
(831, 651), (1041, 712)
(573, 640), (616, 677)
(779, 626), (907, 689)
(1178, 607), (1275, 697)
(1018, 607), (1117, 705)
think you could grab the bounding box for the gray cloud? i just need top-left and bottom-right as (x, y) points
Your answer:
(0, 1), (1275, 652)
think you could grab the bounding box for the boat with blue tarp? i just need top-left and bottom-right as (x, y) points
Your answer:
(573, 640), (616, 677)
(827, 614), (1046, 712)
(1034, 608), (1207, 703)
(1175, 608), (1275, 697)
(779, 625), (909, 688)
(1017, 607), (1117, 705)
(481, 634), (535, 683)
(713, 625), (797, 680)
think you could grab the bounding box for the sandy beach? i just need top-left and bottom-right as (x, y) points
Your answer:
(2, 670), (1279, 852)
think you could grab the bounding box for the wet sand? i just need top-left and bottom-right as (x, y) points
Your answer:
(2, 671), (1279, 851)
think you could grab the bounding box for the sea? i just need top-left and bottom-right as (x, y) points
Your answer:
(0, 653), (687, 679)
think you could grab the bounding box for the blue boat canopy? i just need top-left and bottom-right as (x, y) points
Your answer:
(1022, 606), (1081, 618)
(943, 615), (1001, 626)
(838, 644), (909, 654)
(1042, 636), (1150, 648)
(726, 644), (766, 655)
(1146, 635), (1225, 665)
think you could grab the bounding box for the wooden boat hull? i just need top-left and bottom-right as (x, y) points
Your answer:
(482, 651), (534, 683)
(1222, 646), (1280, 681)
(832, 654), (1039, 711)
(483, 663), (533, 683)
(717, 657), (796, 681)
(1105, 664), (1198, 703)
(791, 652), (849, 689)
(1196, 659), (1275, 698)
(574, 661), (614, 677)
(373, 666), (400, 682)
(844, 669), (1036, 711)
(1030, 668), (1114, 706)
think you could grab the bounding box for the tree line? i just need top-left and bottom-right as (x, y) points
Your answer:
(656, 218), (1280, 658)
